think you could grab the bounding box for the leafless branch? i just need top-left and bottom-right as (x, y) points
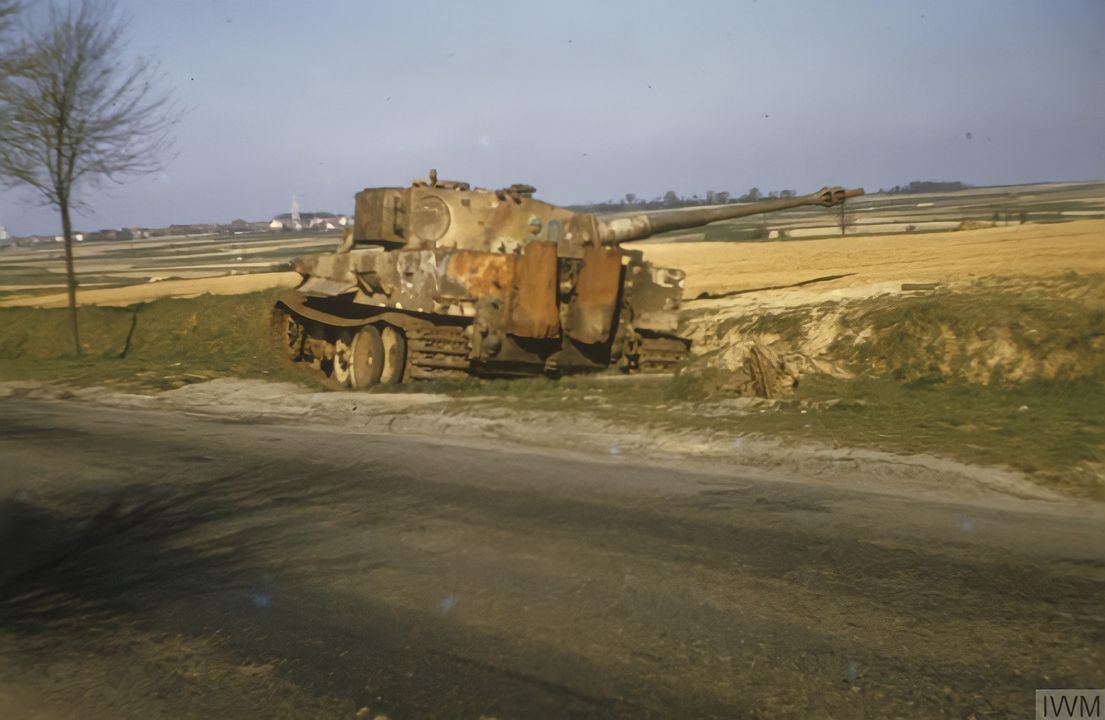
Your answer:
(0, 0), (179, 211)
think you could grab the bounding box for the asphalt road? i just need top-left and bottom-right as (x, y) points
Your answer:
(0, 399), (1102, 719)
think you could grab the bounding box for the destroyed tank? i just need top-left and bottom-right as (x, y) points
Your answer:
(273, 171), (862, 387)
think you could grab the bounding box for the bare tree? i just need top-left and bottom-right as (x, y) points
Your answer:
(0, 0), (177, 354)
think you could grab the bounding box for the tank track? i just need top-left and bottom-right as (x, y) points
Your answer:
(406, 326), (471, 381)
(273, 303), (474, 385)
(635, 335), (690, 374)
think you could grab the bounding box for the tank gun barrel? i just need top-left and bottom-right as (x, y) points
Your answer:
(595, 186), (864, 245)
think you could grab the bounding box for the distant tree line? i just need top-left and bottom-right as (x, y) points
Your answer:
(574, 180), (975, 212)
(880, 181), (971, 194)
(571, 187), (798, 213)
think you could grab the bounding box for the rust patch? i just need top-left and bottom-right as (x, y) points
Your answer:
(566, 246), (623, 344)
(504, 241), (559, 339)
(440, 251), (515, 300)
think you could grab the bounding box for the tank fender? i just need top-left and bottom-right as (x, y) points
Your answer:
(274, 294), (433, 333)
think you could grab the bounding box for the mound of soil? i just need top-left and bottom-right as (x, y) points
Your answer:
(683, 273), (1105, 387)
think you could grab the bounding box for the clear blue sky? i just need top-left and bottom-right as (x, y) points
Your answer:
(1, 0), (1103, 235)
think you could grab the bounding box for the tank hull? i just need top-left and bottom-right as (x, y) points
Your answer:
(274, 244), (689, 386)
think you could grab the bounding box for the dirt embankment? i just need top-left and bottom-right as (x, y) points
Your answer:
(683, 274), (1105, 386)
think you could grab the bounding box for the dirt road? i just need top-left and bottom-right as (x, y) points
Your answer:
(1, 399), (1102, 718)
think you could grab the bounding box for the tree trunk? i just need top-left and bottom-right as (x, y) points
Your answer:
(60, 201), (81, 355)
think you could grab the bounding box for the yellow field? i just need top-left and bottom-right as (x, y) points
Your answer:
(3, 220), (1101, 309)
(0, 271), (301, 308)
(634, 219), (1105, 298)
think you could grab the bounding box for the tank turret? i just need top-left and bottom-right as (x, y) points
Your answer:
(274, 171), (864, 388)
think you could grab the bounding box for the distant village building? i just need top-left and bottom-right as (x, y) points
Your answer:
(291, 195), (302, 231)
(269, 211), (349, 231)
(14, 234), (65, 247)
(267, 194), (348, 230)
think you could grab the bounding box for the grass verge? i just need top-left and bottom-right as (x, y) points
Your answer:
(0, 289), (1101, 497)
(399, 373), (1103, 498)
(0, 289), (319, 391)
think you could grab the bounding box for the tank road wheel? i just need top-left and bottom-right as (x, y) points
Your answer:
(331, 332), (354, 387)
(379, 325), (407, 385)
(349, 325), (385, 389)
(273, 309), (305, 360)
(618, 333), (642, 373)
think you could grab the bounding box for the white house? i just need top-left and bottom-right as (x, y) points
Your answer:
(269, 212), (349, 231)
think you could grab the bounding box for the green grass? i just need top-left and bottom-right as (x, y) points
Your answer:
(0, 289), (318, 391)
(832, 294), (1104, 384)
(766, 376), (1104, 497)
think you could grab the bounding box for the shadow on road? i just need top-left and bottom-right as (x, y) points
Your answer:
(0, 472), (276, 635)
